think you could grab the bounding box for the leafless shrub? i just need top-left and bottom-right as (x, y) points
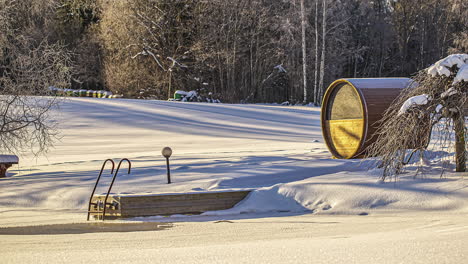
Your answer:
(367, 61), (468, 181)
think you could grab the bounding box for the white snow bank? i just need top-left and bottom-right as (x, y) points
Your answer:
(398, 94), (430, 116)
(203, 185), (308, 215)
(203, 172), (468, 216)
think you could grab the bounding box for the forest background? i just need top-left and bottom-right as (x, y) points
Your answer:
(2, 0), (467, 104)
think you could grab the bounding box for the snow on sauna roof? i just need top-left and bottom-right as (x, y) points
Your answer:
(0, 155), (19, 163)
(346, 78), (413, 89)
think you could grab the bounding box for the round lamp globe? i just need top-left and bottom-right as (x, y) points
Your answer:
(162, 147), (173, 158)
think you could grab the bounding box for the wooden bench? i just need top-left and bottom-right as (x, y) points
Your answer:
(0, 155), (19, 178)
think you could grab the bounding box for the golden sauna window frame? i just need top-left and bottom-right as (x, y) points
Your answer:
(322, 82), (367, 159)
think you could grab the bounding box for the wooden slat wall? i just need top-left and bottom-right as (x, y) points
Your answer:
(88, 191), (251, 219)
(359, 88), (403, 153)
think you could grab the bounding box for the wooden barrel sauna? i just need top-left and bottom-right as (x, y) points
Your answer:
(321, 78), (413, 159)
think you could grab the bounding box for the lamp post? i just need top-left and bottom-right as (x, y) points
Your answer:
(162, 147), (172, 184)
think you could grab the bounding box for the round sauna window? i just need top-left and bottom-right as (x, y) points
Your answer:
(326, 83), (363, 120)
(323, 83), (365, 158)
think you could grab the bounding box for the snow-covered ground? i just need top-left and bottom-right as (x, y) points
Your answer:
(1, 98), (468, 263)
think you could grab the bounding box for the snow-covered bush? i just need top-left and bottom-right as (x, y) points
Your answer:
(368, 54), (468, 180)
(174, 90), (221, 103)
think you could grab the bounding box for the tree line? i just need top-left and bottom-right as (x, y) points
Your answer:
(2, 0), (467, 104)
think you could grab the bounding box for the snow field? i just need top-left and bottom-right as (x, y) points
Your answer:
(1, 97), (468, 264)
(1, 97), (467, 222)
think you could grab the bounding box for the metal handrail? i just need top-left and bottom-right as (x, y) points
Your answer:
(102, 158), (131, 220)
(87, 159), (115, 221)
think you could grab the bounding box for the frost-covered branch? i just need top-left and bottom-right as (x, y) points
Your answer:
(132, 48), (167, 72)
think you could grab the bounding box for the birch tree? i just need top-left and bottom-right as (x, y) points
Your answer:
(300, 0), (308, 103)
(317, 0), (327, 101)
(313, 0), (320, 104)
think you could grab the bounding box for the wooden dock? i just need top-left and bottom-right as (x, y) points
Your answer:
(88, 190), (251, 220)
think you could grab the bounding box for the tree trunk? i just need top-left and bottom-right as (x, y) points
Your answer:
(314, 0), (319, 105)
(419, 17), (425, 69)
(454, 114), (466, 172)
(318, 0), (327, 102)
(377, 0), (385, 76)
(300, 0), (307, 103)
(168, 70), (172, 100)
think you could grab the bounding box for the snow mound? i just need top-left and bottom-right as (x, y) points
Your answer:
(203, 172), (468, 216)
(203, 185), (308, 216)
